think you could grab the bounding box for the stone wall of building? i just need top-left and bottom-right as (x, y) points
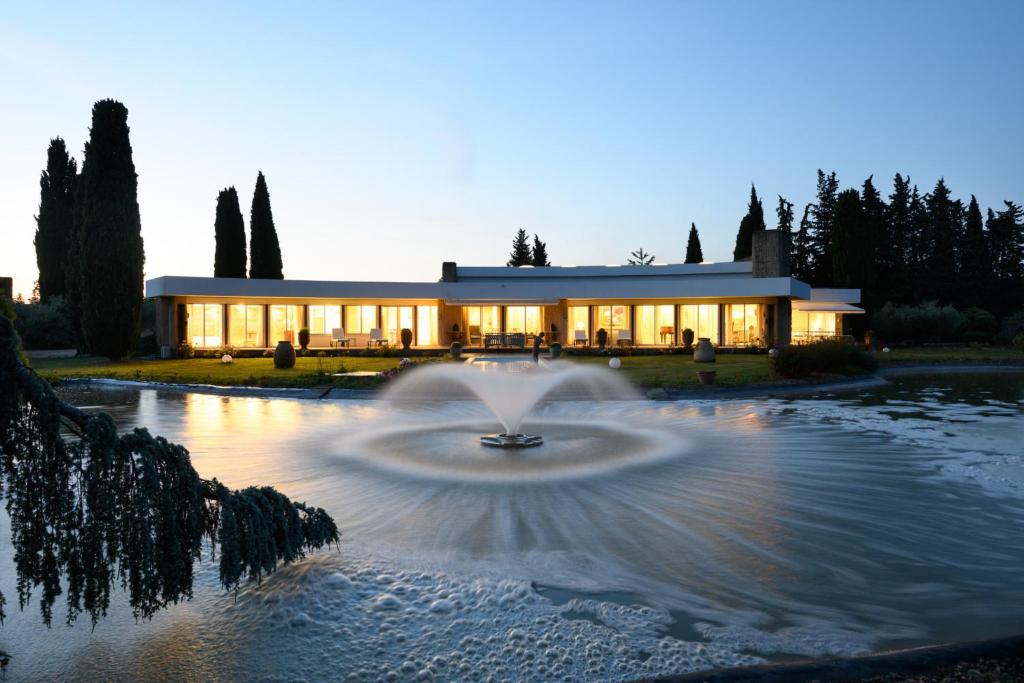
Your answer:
(752, 230), (791, 278)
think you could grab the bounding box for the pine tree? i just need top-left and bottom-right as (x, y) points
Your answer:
(507, 229), (531, 266)
(684, 223), (703, 264)
(886, 174), (913, 303)
(77, 100), (145, 361)
(907, 185), (928, 302)
(33, 138), (78, 302)
(249, 172), (283, 279)
(986, 201), (1024, 313)
(732, 184), (766, 260)
(213, 187), (247, 277)
(530, 234), (550, 266)
(923, 178), (960, 304)
(791, 204), (814, 282)
(831, 189), (871, 290)
(627, 248), (655, 265)
(809, 170), (839, 284)
(957, 196), (990, 309)
(859, 176), (887, 310)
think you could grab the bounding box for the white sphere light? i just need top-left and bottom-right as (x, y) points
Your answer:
(882, 347), (891, 353)
(609, 357), (621, 369)
(221, 354), (233, 364)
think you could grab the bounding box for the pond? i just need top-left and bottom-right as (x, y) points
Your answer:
(1, 371), (1022, 681)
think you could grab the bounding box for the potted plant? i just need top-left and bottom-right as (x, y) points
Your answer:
(549, 322), (559, 344)
(696, 369), (717, 385)
(450, 341), (463, 359)
(682, 328), (695, 349)
(274, 340), (296, 369)
(549, 342), (562, 359)
(596, 327), (608, 349)
(451, 323), (462, 343)
(298, 327), (310, 352)
(400, 327), (413, 350)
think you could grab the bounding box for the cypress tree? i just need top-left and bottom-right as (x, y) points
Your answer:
(832, 189), (871, 291)
(958, 196), (990, 308)
(249, 171), (284, 279)
(213, 187), (247, 277)
(34, 138), (78, 302)
(732, 184), (765, 260)
(65, 170), (87, 352)
(923, 178), (959, 304)
(507, 229), (531, 266)
(684, 223), (703, 264)
(791, 204), (814, 282)
(77, 100), (145, 361)
(530, 234), (550, 266)
(809, 170), (839, 284)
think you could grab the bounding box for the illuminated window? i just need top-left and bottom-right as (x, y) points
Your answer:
(595, 305), (629, 337)
(307, 305), (342, 335)
(635, 305), (675, 345)
(568, 306), (589, 342)
(381, 306), (414, 345)
(187, 303), (223, 348)
(505, 306), (541, 335)
(679, 304), (720, 343)
(792, 310), (836, 342)
(723, 304), (764, 346)
(228, 304), (264, 347)
(464, 306), (501, 344)
(345, 305), (377, 333)
(269, 305), (301, 344)
(416, 305), (438, 346)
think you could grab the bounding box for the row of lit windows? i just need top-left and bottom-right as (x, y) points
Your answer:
(567, 304), (763, 345)
(187, 303), (439, 347)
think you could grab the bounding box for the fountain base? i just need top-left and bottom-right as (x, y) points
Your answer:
(480, 433), (544, 449)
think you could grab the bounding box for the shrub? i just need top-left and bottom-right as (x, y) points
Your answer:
(996, 311), (1024, 345)
(771, 340), (878, 379)
(298, 328), (310, 350)
(872, 301), (966, 343)
(960, 308), (997, 343)
(450, 341), (462, 359)
(1014, 333), (1024, 349)
(218, 344), (237, 358)
(176, 341), (194, 359)
(681, 328), (694, 348)
(400, 327), (413, 349)
(12, 297), (76, 349)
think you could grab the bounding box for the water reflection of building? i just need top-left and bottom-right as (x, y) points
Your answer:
(148, 231), (862, 354)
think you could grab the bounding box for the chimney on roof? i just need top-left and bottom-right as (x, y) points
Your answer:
(441, 262), (458, 282)
(752, 230), (791, 278)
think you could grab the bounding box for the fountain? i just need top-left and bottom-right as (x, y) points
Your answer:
(380, 358), (640, 449)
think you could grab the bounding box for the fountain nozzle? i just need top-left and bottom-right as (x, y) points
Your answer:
(480, 433), (544, 449)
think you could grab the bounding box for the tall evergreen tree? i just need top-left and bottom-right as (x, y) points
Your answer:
(790, 204), (814, 282)
(809, 170), (839, 284)
(831, 189), (871, 291)
(775, 196), (794, 232)
(922, 178), (960, 304)
(958, 196), (991, 308)
(33, 138), (78, 302)
(684, 223), (703, 264)
(65, 170), (87, 352)
(530, 234), (550, 266)
(213, 187), (247, 277)
(859, 176), (886, 309)
(248, 171), (283, 279)
(732, 184), (765, 260)
(885, 174), (913, 303)
(507, 228), (531, 266)
(77, 100), (145, 361)
(907, 185), (929, 302)
(986, 201), (1024, 313)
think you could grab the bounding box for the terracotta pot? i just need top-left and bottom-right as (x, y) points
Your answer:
(274, 341), (296, 369)
(693, 337), (716, 363)
(696, 369), (717, 385)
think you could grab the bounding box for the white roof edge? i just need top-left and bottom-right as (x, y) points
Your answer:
(455, 262), (752, 278)
(793, 302), (865, 313)
(809, 288), (861, 304)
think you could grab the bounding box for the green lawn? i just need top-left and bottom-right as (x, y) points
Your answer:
(876, 346), (1024, 365)
(31, 355), (428, 389)
(564, 353), (776, 388)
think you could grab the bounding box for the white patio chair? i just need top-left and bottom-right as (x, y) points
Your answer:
(573, 329), (588, 346)
(616, 329), (632, 346)
(369, 328), (388, 347)
(331, 327), (351, 348)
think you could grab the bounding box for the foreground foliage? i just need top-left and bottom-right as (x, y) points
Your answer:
(0, 314), (338, 638)
(771, 341), (878, 379)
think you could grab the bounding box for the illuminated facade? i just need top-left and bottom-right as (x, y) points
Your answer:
(149, 231), (862, 351)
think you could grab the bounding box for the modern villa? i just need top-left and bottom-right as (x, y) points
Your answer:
(148, 231), (862, 354)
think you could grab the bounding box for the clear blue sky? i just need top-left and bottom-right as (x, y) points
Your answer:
(2, 1), (1022, 297)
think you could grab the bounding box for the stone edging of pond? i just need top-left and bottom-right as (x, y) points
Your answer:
(641, 633), (1024, 683)
(57, 363), (1024, 402)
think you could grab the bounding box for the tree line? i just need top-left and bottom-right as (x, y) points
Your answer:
(734, 173), (1024, 318)
(505, 222), (707, 267)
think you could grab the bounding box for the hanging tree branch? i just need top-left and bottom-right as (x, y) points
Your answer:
(0, 314), (339, 637)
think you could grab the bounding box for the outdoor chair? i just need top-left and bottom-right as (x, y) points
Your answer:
(573, 330), (588, 346)
(331, 328), (351, 348)
(468, 325), (482, 345)
(369, 328), (389, 348)
(616, 329), (633, 347)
